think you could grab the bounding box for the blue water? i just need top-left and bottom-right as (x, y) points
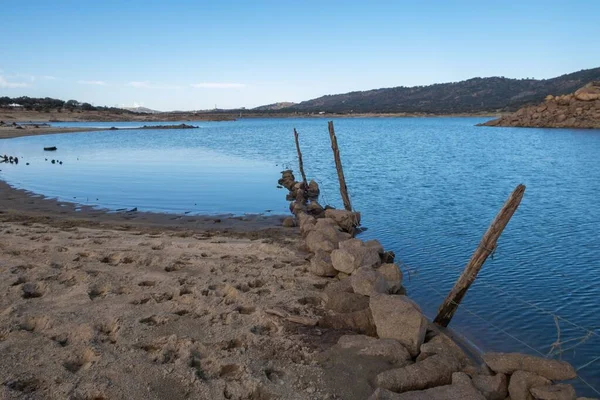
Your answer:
(1, 118), (599, 394)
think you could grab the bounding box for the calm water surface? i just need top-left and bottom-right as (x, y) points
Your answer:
(1, 118), (599, 394)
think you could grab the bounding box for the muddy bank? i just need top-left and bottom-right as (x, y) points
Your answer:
(0, 123), (199, 140)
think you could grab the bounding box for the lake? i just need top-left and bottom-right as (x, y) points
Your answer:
(1, 117), (599, 394)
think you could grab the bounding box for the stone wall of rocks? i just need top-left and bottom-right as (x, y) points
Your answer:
(278, 170), (594, 399)
(481, 82), (600, 129)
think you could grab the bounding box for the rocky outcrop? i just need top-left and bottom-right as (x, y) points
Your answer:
(480, 82), (600, 129)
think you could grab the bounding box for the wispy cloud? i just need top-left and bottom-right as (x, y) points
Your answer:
(190, 82), (246, 89)
(0, 75), (30, 88)
(127, 81), (181, 89)
(78, 80), (108, 86)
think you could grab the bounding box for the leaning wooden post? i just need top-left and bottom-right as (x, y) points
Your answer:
(327, 121), (352, 211)
(433, 184), (526, 327)
(293, 128), (308, 188)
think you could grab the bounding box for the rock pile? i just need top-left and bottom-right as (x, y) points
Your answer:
(277, 169), (592, 399)
(481, 81), (600, 129)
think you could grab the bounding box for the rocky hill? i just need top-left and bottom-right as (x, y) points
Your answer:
(480, 82), (600, 128)
(275, 67), (600, 114)
(252, 102), (296, 111)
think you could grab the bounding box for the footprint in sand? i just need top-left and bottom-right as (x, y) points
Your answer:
(62, 348), (99, 373)
(21, 282), (46, 299)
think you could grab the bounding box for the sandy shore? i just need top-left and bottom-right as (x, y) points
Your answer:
(0, 181), (363, 399)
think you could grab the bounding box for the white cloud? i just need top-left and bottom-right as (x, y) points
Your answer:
(0, 75), (30, 88)
(190, 82), (246, 89)
(78, 80), (107, 85)
(127, 81), (181, 89)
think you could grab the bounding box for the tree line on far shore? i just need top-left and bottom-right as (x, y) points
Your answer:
(0, 96), (132, 114)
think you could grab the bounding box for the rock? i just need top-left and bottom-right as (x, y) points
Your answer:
(351, 267), (387, 296)
(309, 250), (337, 277)
(323, 276), (353, 296)
(22, 283), (44, 298)
(337, 335), (412, 365)
(530, 384), (576, 400)
(369, 294), (427, 357)
(325, 291), (370, 313)
(381, 250), (395, 263)
(417, 331), (470, 368)
(369, 383), (486, 400)
(366, 239), (384, 255)
(319, 308), (376, 335)
(332, 239), (381, 274)
(278, 170), (296, 190)
(314, 218), (343, 243)
(508, 370), (550, 400)
(471, 374), (508, 400)
(307, 179), (320, 198)
(306, 201), (325, 217)
(305, 230), (336, 253)
(452, 372), (473, 386)
(482, 353), (576, 381)
(324, 209), (361, 232)
(375, 353), (463, 393)
(574, 83), (600, 101)
(298, 213), (316, 236)
(545, 95), (554, 101)
(290, 201), (306, 215)
(282, 217), (296, 227)
(376, 263), (403, 294)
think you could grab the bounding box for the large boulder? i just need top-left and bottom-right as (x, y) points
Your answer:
(319, 308), (376, 335)
(351, 267), (387, 296)
(325, 291), (370, 314)
(416, 332), (471, 369)
(377, 263), (403, 294)
(530, 384), (576, 400)
(305, 230), (336, 253)
(370, 294), (427, 357)
(309, 250), (338, 277)
(482, 353), (576, 381)
(375, 354), (463, 393)
(306, 200), (325, 217)
(574, 83), (600, 101)
(508, 370), (550, 400)
(332, 239), (381, 274)
(369, 383), (486, 400)
(471, 374), (508, 400)
(324, 209), (361, 232)
(365, 239), (384, 255)
(337, 335), (412, 365)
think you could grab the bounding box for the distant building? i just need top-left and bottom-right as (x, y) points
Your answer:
(318, 111), (325, 115)
(8, 103), (22, 107)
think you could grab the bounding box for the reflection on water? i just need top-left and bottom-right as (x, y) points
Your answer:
(1, 118), (599, 394)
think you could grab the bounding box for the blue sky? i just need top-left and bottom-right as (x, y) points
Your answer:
(1, 0), (598, 110)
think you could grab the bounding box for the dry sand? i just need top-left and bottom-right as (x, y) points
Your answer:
(0, 180), (380, 399)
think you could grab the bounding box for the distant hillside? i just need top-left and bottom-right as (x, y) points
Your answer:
(121, 106), (162, 114)
(277, 67), (600, 114)
(252, 102), (296, 111)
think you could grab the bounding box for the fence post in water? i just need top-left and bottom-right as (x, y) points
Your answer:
(433, 184), (526, 328)
(293, 128), (308, 188)
(327, 121), (352, 211)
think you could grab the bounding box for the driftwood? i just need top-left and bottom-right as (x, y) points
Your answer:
(293, 128), (308, 187)
(433, 184), (526, 327)
(327, 121), (352, 211)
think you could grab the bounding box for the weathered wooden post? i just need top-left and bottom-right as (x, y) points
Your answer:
(293, 128), (308, 188)
(433, 184), (526, 327)
(327, 121), (352, 211)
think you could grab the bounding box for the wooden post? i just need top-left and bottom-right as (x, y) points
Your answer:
(328, 121), (352, 211)
(293, 128), (308, 188)
(433, 184), (526, 327)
